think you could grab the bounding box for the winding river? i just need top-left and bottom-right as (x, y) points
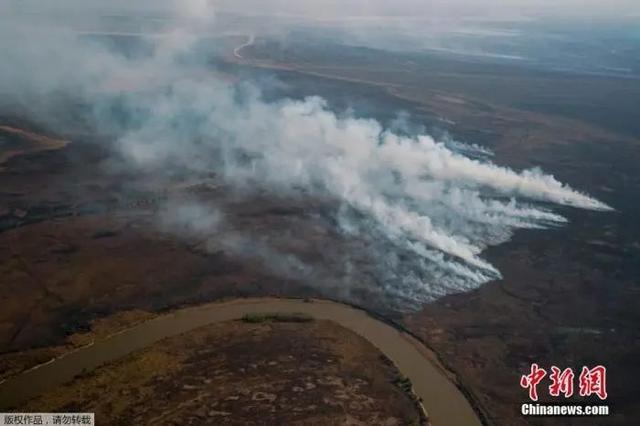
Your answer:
(0, 298), (481, 425)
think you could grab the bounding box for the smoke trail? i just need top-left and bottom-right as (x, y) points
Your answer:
(0, 8), (612, 306)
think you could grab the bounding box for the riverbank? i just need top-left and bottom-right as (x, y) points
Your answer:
(0, 297), (481, 426)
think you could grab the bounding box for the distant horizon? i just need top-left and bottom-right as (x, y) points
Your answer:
(3, 0), (640, 21)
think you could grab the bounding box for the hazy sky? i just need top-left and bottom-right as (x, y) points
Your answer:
(4, 0), (640, 20)
(213, 0), (640, 19)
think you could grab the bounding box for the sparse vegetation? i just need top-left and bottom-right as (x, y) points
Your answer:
(241, 312), (313, 324)
(393, 375), (413, 394)
(393, 375), (429, 425)
(20, 319), (422, 425)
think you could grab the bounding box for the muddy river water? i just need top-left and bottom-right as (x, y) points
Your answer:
(0, 298), (481, 425)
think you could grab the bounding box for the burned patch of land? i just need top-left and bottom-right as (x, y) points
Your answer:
(0, 209), (319, 368)
(0, 126), (401, 379)
(19, 319), (422, 425)
(0, 125), (69, 171)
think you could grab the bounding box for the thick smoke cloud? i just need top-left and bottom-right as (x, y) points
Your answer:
(0, 9), (611, 307)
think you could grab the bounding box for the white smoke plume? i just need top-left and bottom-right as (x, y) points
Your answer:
(0, 8), (612, 307)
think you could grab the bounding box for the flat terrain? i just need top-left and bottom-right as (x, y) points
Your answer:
(1, 298), (479, 425)
(1, 32), (639, 426)
(229, 38), (640, 425)
(0, 126), (69, 171)
(19, 318), (422, 425)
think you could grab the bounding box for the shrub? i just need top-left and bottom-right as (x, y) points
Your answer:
(241, 312), (313, 323)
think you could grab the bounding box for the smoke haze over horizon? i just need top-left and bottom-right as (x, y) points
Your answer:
(4, 0), (640, 20)
(0, 5), (614, 308)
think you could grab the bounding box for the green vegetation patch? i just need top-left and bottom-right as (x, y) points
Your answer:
(241, 312), (314, 324)
(393, 375), (413, 394)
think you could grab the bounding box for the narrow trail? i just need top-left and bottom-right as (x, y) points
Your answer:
(233, 33), (255, 60)
(0, 125), (69, 170)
